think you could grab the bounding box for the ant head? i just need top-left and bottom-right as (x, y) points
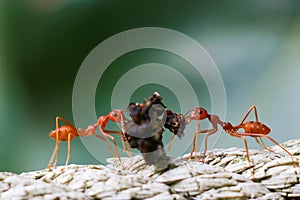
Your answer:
(108, 109), (123, 122)
(194, 107), (208, 120)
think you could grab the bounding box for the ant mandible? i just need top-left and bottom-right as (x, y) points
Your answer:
(48, 109), (129, 170)
(187, 106), (295, 178)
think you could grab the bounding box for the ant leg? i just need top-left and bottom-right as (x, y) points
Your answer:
(64, 133), (71, 168)
(238, 106), (258, 126)
(184, 109), (193, 124)
(119, 114), (134, 161)
(202, 129), (218, 160)
(48, 147), (56, 168)
(184, 109), (193, 117)
(189, 128), (217, 161)
(243, 133), (295, 167)
(93, 134), (115, 157)
(189, 120), (200, 160)
(167, 134), (175, 152)
(53, 148), (59, 167)
(100, 128), (124, 169)
(258, 137), (273, 152)
(48, 141), (60, 168)
(56, 116), (76, 129)
(51, 120), (61, 168)
(112, 111), (128, 152)
(241, 136), (255, 179)
(115, 134), (126, 153)
(127, 144), (132, 161)
(125, 141), (133, 166)
(258, 138), (267, 148)
(119, 110), (128, 135)
(255, 137), (266, 149)
(189, 131), (198, 160)
(115, 133), (132, 159)
(189, 121), (219, 161)
(52, 141), (61, 167)
(232, 133), (255, 179)
(104, 130), (130, 156)
(120, 135), (126, 152)
(254, 137), (273, 152)
(78, 126), (116, 157)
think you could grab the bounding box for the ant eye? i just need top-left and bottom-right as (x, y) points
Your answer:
(112, 112), (118, 117)
(198, 110), (203, 115)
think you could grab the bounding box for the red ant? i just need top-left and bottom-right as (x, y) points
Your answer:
(186, 106), (295, 178)
(166, 108), (223, 157)
(48, 109), (129, 169)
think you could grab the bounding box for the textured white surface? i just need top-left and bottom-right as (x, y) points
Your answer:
(1, 138), (300, 199)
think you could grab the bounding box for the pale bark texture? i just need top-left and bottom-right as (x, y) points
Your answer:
(1, 139), (300, 199)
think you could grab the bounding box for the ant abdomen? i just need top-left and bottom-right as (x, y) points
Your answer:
(241, 121), (271, 135)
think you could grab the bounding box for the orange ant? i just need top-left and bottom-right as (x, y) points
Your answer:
(48, 116), (101, 169)
(48, 109), (129, 170)
(186, 106), (295, 178)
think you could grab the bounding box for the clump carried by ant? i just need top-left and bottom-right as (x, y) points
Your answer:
(164, 110), (186, 139)
(127, 92), (166, 125)
(125, 92), (172, 169)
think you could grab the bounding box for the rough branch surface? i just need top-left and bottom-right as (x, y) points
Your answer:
(1, 139), (300, 199)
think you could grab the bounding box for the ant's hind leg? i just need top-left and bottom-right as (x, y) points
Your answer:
(239, 106), (259, 126)
(56, 116), (75, 129)
(240, 132), (295, 167)
(261, 135), (295, 167)
(255, 137), (273, 152)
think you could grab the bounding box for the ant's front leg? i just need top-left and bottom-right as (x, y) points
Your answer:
(167, 135), (175, 152)
(99, 127), (125, 169)
(48, 140), (61, 169)
(104, 130), (132, 157)
(189, 128), (218, 162)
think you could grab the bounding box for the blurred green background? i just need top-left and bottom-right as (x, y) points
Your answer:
(1, 0), (300, 173)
